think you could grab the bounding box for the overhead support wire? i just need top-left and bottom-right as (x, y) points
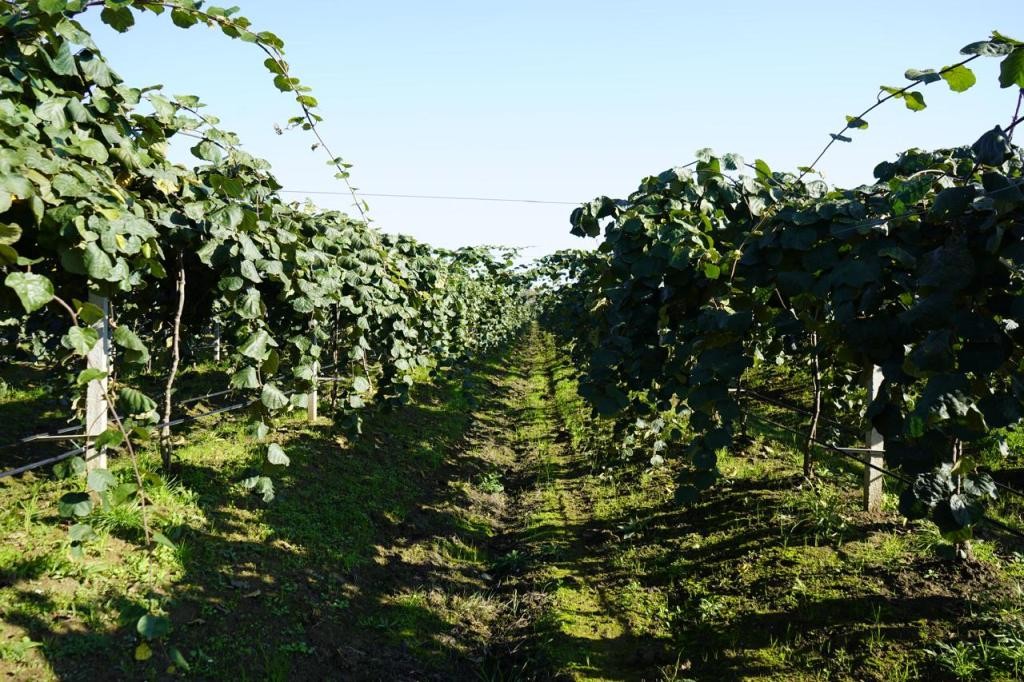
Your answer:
(279, 189), (579, 206)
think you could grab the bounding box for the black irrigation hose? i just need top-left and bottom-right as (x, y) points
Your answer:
(745, 409), (912, 484)
(0, 446), (88, 480)
(178, 388), (235, 406)
(0, 361), (345, 481)
(739, 387), (859, 438)
(0, 424), (83, 450)
(0, 361), (340, 451)
(744, 408), (1024, 542)
(991, 478), (1024, 502)
(0, 400), (255, 481)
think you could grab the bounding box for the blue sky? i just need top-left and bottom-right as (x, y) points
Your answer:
(82, 2), (1023, 256)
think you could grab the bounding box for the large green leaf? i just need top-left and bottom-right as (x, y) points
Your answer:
(100, 6), (135, 32)
(940, 64), (977, 92)
(267, 443), (290, 466)
(230, 366), (260, 389)
(191, 140), (222, 163)
(261, 383), (289, 410)
(83, 242), (114, 280)
(62, 326), (99, 356)
(999, 48), (1024, 88)
(136, 615), (170, 640)
(58, 492), (93, 518)
(239, 329), (274, 360)
(87, 468), (117, 493)
(119, 387), (157, 416)
(112, 326), (149, 364)
(38, 0), (68, 15)
(5, 272), (54, 313)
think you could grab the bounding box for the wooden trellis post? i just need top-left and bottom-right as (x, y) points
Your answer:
(85, 293), (110, 471)
(864, 363), (885, 512)
(308, 360), (318, 423)
(213, 322), (222, 362)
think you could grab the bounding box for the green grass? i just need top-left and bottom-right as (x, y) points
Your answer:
(0, 355), (491, 680)
(506, 329), (1024, 681)
(2, 331), (1024, 680)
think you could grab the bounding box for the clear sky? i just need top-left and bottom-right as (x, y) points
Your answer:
(81, 2), (1023, 257)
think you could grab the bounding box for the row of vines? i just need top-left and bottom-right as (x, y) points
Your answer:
(534, 33), (1024, 548)
(0, 0), (531, 556)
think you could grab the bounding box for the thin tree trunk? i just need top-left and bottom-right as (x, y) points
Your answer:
(952, 438), (974, 561)
(804, 331), (822, 479)
(330, 306), (340, 410)
(160, 256), (186, 471)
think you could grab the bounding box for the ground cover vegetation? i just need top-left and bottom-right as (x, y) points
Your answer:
(2, 1), (1024, 679)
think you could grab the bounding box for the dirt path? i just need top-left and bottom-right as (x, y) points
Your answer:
(327, 325), (656, 680)
(484, 328), (673, 681)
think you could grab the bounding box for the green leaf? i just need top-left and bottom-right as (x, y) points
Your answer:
(119, 387), (156, 416)
(83, 242), (114, 280)
(240, 259), (261, 282)
(54, 456), (86, 479)
(77, 52), (114, 87)
(239, 329), (274, 360)
(352, 376), (371, 393)
(100, 6), (135, 32)
(191, 140), (223, 163)
(62, 326), (99, 356)
(0, 174), (33, 199)
(218, 276), (244, 292)
(110, 482), (137, 505)
(903, 91), (926, 111)
(112, 326), (149, 364)
(168, 646), (191, 672)
(972, 126), (1011, 166)
(267, 443), (290, 466)
(845, 115), (868, 129)
(694, 148), (714, 162)
(69, 523), (95, 542)
(722, 152), (743, 171)
(261, 383), (289, 410)
(112, 325), (145, 351)
(999, 49), (1024, 88)
(0, 223), (21, 245)
(95, 427), (124, 450)
(76, 368), (106, 386)
(5, 272), (54, 313)
(904, 68), (941, 84)
(38, 0), (68, 15)
(249, 421), (270, 441)
(235, 288), (262, 319)
(134, 642), (153, 661)
(75, 300), (105, 324)
(136, 614), (170, 640)
(58, 492), (93, 518)
(75, 138), (109, 163)
(960, 40), (1014, 57)
(152, 531), (176, 550)
(930, 186), (975, 219)
(940, 64), (977, 92)
(87, 468), (116, 493)
(170, 8), (198, 28)
(702, 262), (721, 280)
(230, 366), (260, 389)
(753, 159), (772, 186)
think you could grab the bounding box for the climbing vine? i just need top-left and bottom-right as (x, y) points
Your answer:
(539, 32), (1024, 542)
(0, 0), (530, 561)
